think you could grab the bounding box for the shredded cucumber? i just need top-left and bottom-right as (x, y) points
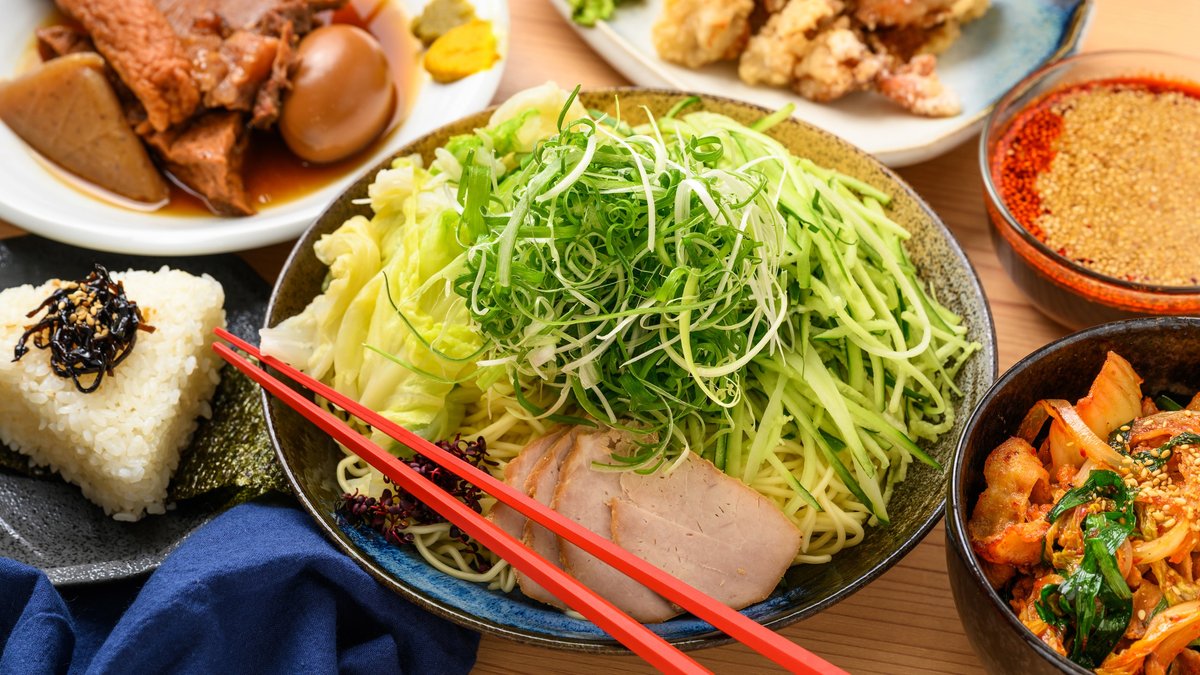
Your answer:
(447, 94), (979, 523)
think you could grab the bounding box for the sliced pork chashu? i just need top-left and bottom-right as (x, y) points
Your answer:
(507, 425), (804, 621)
(517, 428), (584, 606)
(57, 0), (199, 132)
(552, 430), (676, 622)
(143, 111), (252, 215)
(487, 427), (567, 543)
(612, 453), (803, 612)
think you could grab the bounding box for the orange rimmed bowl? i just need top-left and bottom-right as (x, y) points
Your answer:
(981, 50), (1200, 330)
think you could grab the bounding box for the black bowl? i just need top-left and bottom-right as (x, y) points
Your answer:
(945, 316), (1200, 674)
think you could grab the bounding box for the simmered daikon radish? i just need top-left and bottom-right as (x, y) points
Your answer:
(0, 53), (167, 204)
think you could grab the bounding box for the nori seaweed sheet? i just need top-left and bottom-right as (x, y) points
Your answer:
(0, 364), (288, 505)
(169, 364), (290, 503)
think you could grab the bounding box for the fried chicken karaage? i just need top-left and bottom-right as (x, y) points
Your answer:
(653, 0), (989, 116)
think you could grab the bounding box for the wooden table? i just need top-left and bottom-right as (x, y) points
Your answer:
(2, 1), (1196, 672)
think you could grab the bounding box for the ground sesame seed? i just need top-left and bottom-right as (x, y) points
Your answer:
(996, 79), (1200, 287)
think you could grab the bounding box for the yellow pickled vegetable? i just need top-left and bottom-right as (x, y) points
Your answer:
(423, 20), (499, 83)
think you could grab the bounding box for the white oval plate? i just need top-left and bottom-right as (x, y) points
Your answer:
(0, 0), (509, 256)
(551, 0), (1092, 166)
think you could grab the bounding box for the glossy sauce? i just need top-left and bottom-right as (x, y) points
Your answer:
(27, 0), (420, 217)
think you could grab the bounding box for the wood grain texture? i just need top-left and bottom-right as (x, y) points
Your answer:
(2, 1), (1198, 672)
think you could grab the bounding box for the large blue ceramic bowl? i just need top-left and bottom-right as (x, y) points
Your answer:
(263, 90), (998, 651)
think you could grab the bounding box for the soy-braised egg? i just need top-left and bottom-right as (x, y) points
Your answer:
(280, 25), (396, 164)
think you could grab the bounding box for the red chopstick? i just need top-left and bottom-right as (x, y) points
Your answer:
(214, 341), (706, 674)
(215, 328), (843, 675)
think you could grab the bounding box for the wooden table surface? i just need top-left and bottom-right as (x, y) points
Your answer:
(2, 1), (1197, 672)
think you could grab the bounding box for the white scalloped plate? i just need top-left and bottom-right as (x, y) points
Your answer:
(0, 0), (509, 255)
(551, 0), (1091, 166)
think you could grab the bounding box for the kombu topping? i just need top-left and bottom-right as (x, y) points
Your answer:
(13, 265), (155, 393)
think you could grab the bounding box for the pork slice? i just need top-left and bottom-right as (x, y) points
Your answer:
(250, 21), (293, 128)
(610, 500), (756, 610)
(516, 428), (584, 606)
(57, 0), (199, 132)
(177, 31), (227, 104)
(253, 0), (348, 36)
(143, 110), (252, 215)
(487, 427), (567, 544)
(206, 31), (280, 111)
(245, 1), (347, 127)
(552, 430), (675, 622)
(157, 0), (276, 34)
(169, 16), (280, 114)
(36, 26), (95, 61)
(157, 0), (344, 36)
(613, 453), (802, 612)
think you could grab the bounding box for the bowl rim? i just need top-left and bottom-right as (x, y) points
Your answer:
(945, 316), (1200, 674)
(263, 86), (999, 652)
(979, 49), (1200, 295)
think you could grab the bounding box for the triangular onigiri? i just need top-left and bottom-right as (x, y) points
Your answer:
(0, 269), (225, 520)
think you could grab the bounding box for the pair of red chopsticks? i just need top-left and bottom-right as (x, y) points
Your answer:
(213, 327), (843, 675)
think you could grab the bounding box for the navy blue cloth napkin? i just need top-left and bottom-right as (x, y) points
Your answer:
(0, 501), (480, 675)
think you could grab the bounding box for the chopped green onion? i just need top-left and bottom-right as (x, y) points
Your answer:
(452, 94), (977, 534)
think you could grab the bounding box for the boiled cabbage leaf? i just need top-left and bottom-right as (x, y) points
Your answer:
(261, 156), (480, 448)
